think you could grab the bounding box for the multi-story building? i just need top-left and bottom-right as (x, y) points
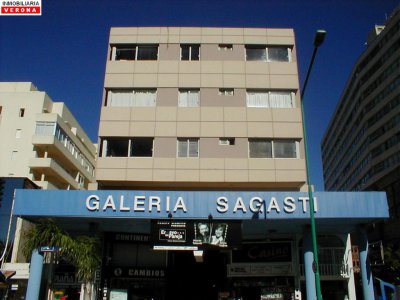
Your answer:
(96, 27), (307, 191)
(0, 82), (96, 190)
(0, 82), (96, 297)
(321, 6), (400, 278)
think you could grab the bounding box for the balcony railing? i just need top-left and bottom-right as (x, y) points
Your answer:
(300, 263), (350, 278)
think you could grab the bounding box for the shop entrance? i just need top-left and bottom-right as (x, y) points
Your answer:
(166, 250), (228, 300)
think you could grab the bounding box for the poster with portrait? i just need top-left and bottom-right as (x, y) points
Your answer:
(151, 220), (241, 250)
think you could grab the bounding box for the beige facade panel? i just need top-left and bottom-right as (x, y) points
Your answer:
(200, 138), (247, 159)
(136, 35), (161, 43)
(247, 122), (274, 137)
(222, 36), (245, 44)
(244, 35), (268, 44)
(267, 28), (294, 37)
(200, 122), (224, 137)
(133, 74), (158, 87)
(223, 61), (246, 74)
(245, 75), (270, 88)
(272, 108), (302, 122)
(155, 122), (177, 137)
(156, 106), (177, 120)
(109, 36), (138, 44)
(248, 170), (276, 182)
(222, 28), (244, 35)
(104, 74), (134, 87)
(153, 169), (176, 181)
(137, 27), (162, 35)
(126, 169), (153, 181)
(224, 122), (248, 137)
(201, 61), (223, 74)
(244, 28), (268, 36)
(245, 62), (270, 75)
(96, 157), (128, 169)
(110, 27), (139, 36)
(175, 170), (200, 181)
(178, 74), (201, 87)
(157, 74), (179, 88)
(157, 90), (179, 107)
(199, 158), (225, 170)
(160, 27), (180, 35)
(180, 35), (202, 43)
(176, 158), (200, 169)
(153, 135), (177, 157)
(134, 61), (159, 73)
(224, 158), (249, 170)
(272, 122), (303, 138)
(225, 170), (248, 182)
(275, 159), (306, 170)
(131, 108), (156, 121)
(200, 170), (225, 181)
(201, 35), (224, 44)
(96, 168), (126, 181)
(269, 74), (299, 89)
(127, 158), (154, 169)
(267, 36), (295, 45)
(153, 157), (176, 168)
(158, 60), (180, 73)
(201, 45), (244, 61)
(201, 27), (223, 35)
(180, 27), (202, 35)
(269, 62), (298, 75)
(248, 159), (275, 170)
(179, 61), (201, 73)
(223, 74), (246, 88)
(200, 107), (224, 121)
(201, 74), (223, 87)
(159, 44), (180, 60)
(98, 121), (130, 136)
(247, 108), (273, 121)
(129, 122), (156, 136)
(177, 108), (201, 121)
(106, 61), (135, 74)
(176, 122), (200, 136)
(275, 170), (306, 182)
(223, 107), (247, 121)
(100, 107), (131, 121)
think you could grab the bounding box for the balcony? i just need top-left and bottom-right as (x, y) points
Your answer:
(300, 263), (350, 279)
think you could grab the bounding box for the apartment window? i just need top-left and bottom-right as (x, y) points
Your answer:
(246, 90), (294, 108)
(15, 129), (22, 138)
(35, 122), (56, 135)
(219, 88), (234, 96)
(178, 138), (199, 157)
(11, 151), (18, 160)
(273, 140), (298, 158)
(130, 138), (153, 157)
(107, 89), (156, 107)
(19, 108), (25, 117)
(178, 89), (200, 107)
(249, 139), (272, 158)
(268, 47), (290, 62)
(245, 45), (291, 62)
(114, 44), (158, 61)
(218, 44), (233, 51)
(102, 138), (129, 157)
(181, 44), (200, 61)
(249, 139), (298, 158)
(219, 138), (235, 146)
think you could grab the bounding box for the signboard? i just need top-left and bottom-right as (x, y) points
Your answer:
(110, 267), (165, 279)
(227, 263), (293, 277)
(232, 242), (292, 263)
(151, 220), (241, 250)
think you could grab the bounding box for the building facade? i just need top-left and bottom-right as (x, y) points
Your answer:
(0, 82), (96, 190)
(96, 27), (307, 191)
(321, 8), (400, 257)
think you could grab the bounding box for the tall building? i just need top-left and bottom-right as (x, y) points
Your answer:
(95, 27), (307, 191)
(0, 82), (96, 190)
(321, 6), (400, 274)
(0, 82), (97, 298)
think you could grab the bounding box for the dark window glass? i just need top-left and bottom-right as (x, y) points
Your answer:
(246, 46), (266, 61)
(105, 139), (129, 157)
(274, 140), (297, 158)
(268, 47), (289, 62)
(131, 138), (153, 157)
(137, 45), (158, 60)
(116, 48), (136, 60)
(249, 139), (272, 158)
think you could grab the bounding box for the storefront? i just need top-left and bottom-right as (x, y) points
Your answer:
(11, 190), (388, 300)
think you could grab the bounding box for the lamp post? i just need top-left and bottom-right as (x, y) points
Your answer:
(300, 29), (326, 300)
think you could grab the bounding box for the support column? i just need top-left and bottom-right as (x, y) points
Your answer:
(303, 230), (316, 300)
(26, 249), (44, 300)
(358, 227), (375, 300)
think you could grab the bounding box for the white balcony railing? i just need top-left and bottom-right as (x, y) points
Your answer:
(300, 263), (350, 278)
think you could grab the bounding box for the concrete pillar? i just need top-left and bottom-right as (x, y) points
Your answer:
(26, 249), (44, 300)
(358, 227), (375, 300)
(303, 230), (316, 300)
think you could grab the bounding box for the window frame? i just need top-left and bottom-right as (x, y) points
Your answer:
(245, 45), (292, 62)
(249, 139), (299, 159)
(246, 89), (295, 108)
(177, 138), (199, 158)
(178, 89), (200, 107)
(113, 44), (159, 61)
(180, 44), (200, 61)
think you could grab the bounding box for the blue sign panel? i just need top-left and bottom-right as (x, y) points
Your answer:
(13, 190), (388, 220)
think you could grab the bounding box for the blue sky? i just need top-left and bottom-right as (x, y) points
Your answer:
(0, 0), (398, 190)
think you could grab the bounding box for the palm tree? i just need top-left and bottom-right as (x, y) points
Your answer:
(23, 219), (101, 299)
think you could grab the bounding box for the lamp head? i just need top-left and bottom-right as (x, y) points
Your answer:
(314, 30), (326, 47)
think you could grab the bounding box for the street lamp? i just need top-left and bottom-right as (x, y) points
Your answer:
(300, 29), (326, 300)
